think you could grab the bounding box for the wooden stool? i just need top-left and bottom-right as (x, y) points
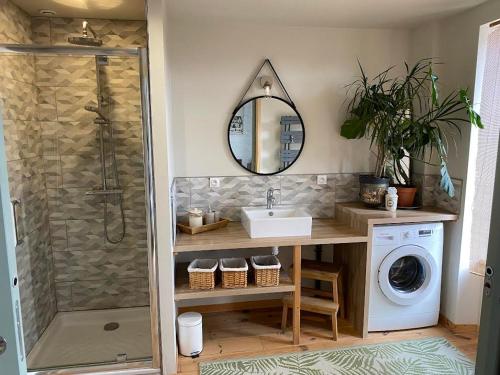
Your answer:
(292, 259), (345, 319)
(282, 295), (339, 340)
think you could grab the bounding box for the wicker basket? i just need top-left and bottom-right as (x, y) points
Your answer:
(251, 255), (281, 287)
(219, 258), (248, 289)
(187, 259), (218, 290)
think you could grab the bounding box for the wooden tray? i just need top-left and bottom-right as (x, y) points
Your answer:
(177, 218), (230, 235)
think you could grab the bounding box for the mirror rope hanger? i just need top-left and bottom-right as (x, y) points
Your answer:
(228, 58), (305, 176)
(234, 58), (296, 113)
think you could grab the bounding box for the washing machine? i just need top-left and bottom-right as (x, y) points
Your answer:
(368, 222), (443, 331)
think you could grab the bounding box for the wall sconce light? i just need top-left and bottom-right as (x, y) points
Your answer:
(260, 76), (273, 96)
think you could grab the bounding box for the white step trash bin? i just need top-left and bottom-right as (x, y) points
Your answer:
(177, 312), (203, 357)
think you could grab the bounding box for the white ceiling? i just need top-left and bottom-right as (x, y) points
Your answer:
(12, 0), (146, 20)
(12, 0), (488, 26)
(167, 0), (488, 28)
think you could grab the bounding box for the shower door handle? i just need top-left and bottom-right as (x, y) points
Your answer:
(11, 200), (23, 246)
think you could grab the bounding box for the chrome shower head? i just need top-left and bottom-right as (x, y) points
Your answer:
(68, 21), (102, 46)
(68, 36), (102, 46)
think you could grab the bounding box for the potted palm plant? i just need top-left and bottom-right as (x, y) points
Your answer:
(341, 59), (483, 207)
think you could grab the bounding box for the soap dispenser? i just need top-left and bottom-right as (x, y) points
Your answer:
(385, 187), (398, 212)
(204, 204), (215, 225)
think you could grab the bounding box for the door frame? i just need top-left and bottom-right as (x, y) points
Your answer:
(475, 138), (500, 375)
(0, 44), (161, 375)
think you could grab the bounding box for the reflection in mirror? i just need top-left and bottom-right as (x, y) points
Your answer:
(228, 97), (304, 175)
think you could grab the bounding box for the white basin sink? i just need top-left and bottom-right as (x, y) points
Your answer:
(241, 207), (312, 238)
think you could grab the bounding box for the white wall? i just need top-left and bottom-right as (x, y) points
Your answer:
(147, 1), (177, 374)
(410, 0), (500, 325)
(168, 19), (411, 177)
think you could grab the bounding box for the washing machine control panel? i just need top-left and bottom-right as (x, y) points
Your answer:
(374, 225), (439, 245)
(401, 228), (434, 241)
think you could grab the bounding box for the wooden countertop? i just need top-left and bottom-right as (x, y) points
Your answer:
(335, 202), (458, 228)
(174, 219), (368, 253)
(174, 203), (458, 253)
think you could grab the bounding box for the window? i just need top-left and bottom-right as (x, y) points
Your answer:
(469, 23), (500, 275)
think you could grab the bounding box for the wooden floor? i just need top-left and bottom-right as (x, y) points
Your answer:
(177, 308), (478, 374)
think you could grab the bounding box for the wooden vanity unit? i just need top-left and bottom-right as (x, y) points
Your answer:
(173, 202), (458, 345)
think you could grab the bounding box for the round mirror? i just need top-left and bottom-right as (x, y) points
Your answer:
(228, 96), (305, 175)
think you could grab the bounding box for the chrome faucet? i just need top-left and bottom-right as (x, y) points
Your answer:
(266, 188), (280, 209)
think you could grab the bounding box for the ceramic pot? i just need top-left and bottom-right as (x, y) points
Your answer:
(359, 175), (390, 208)
(395, 185), (417, 207)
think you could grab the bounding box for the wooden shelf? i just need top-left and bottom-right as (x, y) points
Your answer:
(175, 271), (295, 301)
(174, 219), (368, 253)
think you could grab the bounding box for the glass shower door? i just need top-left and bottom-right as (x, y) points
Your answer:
(0, 115), (27, 375)
(0, 45), (157, 372)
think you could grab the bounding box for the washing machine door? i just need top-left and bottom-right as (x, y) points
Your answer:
(378, 245), (438, 306)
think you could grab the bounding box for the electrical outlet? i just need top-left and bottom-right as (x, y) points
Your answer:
(209, 177), (221, 188)
(317, 175), (327, 185)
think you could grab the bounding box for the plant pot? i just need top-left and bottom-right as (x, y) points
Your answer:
(359, 175), (390, 208)
(394, 185), (417, 207)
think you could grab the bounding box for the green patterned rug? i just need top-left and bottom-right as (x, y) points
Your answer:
(200, 337), (474, 374)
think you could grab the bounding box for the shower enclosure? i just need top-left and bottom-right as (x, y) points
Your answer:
(0, 41), (159, 374)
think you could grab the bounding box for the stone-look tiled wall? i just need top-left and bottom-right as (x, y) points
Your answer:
(31, 17), (149, 311)
(173, 173), (463, 224)
(0, 0), (57, 355)
(416, 174), (463, 214)
(174, 174), (360, 222)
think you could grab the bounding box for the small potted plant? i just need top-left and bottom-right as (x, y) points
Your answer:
(341, 59), (483, 207)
